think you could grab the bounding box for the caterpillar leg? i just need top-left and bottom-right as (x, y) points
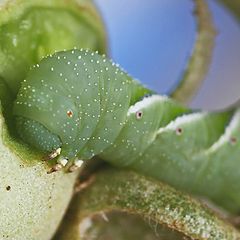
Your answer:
(43, 148), (61, 161)
(68, 159), (84, 172)
(47, 157), (68, 174)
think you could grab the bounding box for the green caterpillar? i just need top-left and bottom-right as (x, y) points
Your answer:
(14, 49), (240, 212)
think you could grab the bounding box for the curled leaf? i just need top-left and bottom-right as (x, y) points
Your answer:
(171, 0), (216, 104)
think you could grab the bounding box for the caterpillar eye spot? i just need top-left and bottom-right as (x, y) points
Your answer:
(136, 111), (143, 119)
(67, 110), (73, 118)
(230, 137), (237, 145)
(176, 128), (183, 135)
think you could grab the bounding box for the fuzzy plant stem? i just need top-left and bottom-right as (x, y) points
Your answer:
(55, 168), (240, 240)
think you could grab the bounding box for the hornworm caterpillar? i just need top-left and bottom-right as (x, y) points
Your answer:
(14, 49), (240, 212)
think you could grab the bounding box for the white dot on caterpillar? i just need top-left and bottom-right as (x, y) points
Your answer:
(136, 111), (143, 119)
(67, 110), (73, 118)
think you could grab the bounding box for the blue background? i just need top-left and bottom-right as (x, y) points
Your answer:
(94, 0), (240, 110)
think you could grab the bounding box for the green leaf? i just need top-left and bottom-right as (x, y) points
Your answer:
(0, 105), (79, 240)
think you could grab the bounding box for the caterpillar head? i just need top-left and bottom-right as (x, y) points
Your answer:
(13, 49), (102, 170)
(12, 49), (132, 172)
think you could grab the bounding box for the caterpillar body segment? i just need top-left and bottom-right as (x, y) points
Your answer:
(129, 110), (233, 190)
(100, 95), (189, 167)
